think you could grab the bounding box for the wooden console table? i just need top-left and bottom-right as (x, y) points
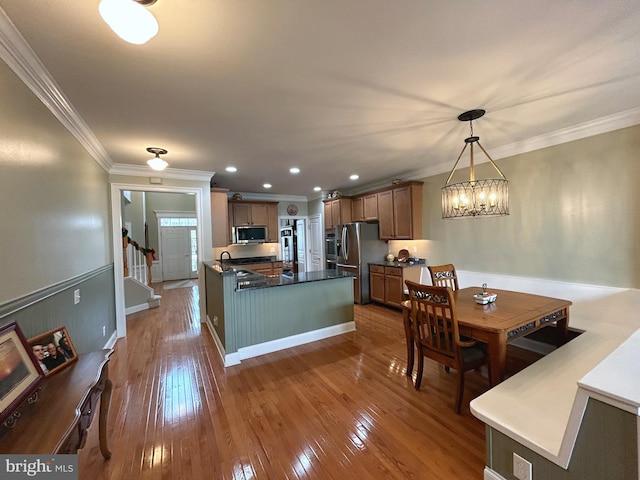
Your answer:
(0, 349), (113, 457)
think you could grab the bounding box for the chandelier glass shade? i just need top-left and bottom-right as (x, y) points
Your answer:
(441, 110), (509, 219)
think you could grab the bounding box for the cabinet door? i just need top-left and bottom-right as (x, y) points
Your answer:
(331, 200), (342, 227)
(267, 204), (278, 242)
(393, 187), (413, 239)
(210, 188), (229, 247)
(377, 190), (395, 239)
(363, 194), (378, 221)
(384, 267), (404, 308)
(272, 262), (283, 275)
(323, 201), (333, 230)
(250, 204), (269, 226)
(232, 203), (252, 226)
(351, 197), (364, 222)
(370, 270), (385, 303)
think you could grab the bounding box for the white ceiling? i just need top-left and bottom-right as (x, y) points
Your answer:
(1, 1), (640, 197)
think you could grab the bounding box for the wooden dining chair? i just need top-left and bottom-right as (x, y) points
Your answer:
(428, 264), (459, 291)
(405, 281), (488, 414)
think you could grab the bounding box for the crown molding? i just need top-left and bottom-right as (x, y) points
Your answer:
(227, 191), (309, 203)
(398, 107), (640, 182)
(109, 163), (214, 182)
(0, 8), (113, 171)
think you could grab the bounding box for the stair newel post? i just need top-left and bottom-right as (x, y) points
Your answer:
(122, 233), (129, 277)
(145, 252), (153, 285)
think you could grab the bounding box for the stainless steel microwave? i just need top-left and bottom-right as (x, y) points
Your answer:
(232, 226), (268, 244)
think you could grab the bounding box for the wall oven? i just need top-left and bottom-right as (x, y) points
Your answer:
(325, 231), (338, 270)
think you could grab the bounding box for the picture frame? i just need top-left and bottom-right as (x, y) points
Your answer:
(28, 326), (78, 377)
(0, 322), (45, 426)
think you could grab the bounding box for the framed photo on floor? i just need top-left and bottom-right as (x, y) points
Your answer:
(0, 322), (45, 425)
(28, 326), (78, 377)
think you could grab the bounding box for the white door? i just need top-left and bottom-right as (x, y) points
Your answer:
(161, 227), (191, 281)
(295, 219), (306, 273)
(308, 214), (323, 271)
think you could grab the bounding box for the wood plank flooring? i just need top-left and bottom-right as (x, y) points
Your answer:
(78, 282), (534, 479)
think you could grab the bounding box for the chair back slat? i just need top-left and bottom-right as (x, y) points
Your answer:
(428, 264), (459, 291)
(406, 282), (460, 361)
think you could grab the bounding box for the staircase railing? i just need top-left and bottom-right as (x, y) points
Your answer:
(122, 227), (155, 285)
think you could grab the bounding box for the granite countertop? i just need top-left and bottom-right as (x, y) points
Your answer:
(369, 259), (426, 268)
(205, 261), (354, 291)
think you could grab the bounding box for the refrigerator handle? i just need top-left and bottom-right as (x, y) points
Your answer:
(341, 226), (347, 261)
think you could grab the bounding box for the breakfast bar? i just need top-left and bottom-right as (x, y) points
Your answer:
(203, 262), (355, 366)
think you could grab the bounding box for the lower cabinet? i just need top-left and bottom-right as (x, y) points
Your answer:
(250, 261), (283, 275)
(370, 265), (404, 308)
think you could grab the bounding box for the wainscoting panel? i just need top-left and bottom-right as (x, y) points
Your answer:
(0, 265), (116, 354)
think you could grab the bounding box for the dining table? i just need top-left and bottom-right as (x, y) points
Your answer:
(402, 286), (573, 386)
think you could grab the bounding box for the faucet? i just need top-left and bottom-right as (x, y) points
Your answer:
(219, 250), (232, 263)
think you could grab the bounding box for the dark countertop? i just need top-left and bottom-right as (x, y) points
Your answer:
(220, 256), (277, 265)
(236, 269), (354, 291)
(205, 261), (354, 291)
(369, 259), (427, 268)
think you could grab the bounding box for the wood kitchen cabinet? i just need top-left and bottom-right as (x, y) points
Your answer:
(352, 194), (378, 222)
(363, 193), (379, 221)
(228, 200), (279, 242)
(210, 187), (229, 247)
(249, 261), (283, 275)
(323, 197), (352, 230)
(351, 197), (364, 222)
(369, 265), (405, 309)
(377, 181), (423, 240)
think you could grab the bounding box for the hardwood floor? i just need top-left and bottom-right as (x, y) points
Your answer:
(78, 282), (505, 479)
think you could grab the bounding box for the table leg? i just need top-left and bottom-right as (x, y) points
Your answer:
(487, 335), (507, 387)
(98, 369), (112, 459)
(402, 305), (414, 377)
(556, 309), (570, 345)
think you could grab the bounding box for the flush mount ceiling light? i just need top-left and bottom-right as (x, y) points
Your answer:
(146, 147), (168, 171)
(441, 109), (509, 219)
(99, 0), (159, 45)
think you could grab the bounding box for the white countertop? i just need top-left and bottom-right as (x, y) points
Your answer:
(470, 289), (640, 468)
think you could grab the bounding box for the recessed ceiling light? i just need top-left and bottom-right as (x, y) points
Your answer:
(263, 183), (272, 189)
(290, 167), (300, 174)
(350, 174), (359, 181)
(313, 186), (321, 192)
(226, 166), (237, 173)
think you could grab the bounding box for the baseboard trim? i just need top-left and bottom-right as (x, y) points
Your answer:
(216, 321), (356, 367)
(125, 303), (149, 315)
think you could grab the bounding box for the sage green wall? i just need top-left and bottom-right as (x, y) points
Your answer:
(0, 60), (115, 352)
(122, 191), (145, 241)
(0, 60), (112, 304)
(420, 125), (640, 288)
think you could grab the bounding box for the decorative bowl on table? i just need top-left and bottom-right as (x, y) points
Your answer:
(473, 292), (497, 305)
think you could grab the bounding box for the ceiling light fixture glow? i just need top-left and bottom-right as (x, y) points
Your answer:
(290, 167), (300, 174)
(99, 0), (159, 45)
(350, 174), (359, 180)
(313, 186), (321, 192)
(225, 166), (237, 172)
(263, 183), (272, 189)
(146, 147), (168, 171)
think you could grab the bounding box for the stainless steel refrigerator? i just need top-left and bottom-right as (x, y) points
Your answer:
(337, 222), (388, 304)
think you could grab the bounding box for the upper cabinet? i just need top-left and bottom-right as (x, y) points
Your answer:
(377, 182), (423, 240)
(211, 188), (230, 248)
(323, 197), (352, 230)
(323, 182), (422, 239)
(229, 200), (279, 242)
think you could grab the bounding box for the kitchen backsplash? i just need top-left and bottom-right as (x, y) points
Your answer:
(213, 243), (280, 260)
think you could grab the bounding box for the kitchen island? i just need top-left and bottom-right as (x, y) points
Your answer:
(204, 262), (355, 366)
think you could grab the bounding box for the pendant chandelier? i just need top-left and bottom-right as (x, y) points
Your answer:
(441, 109), (509, 219)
